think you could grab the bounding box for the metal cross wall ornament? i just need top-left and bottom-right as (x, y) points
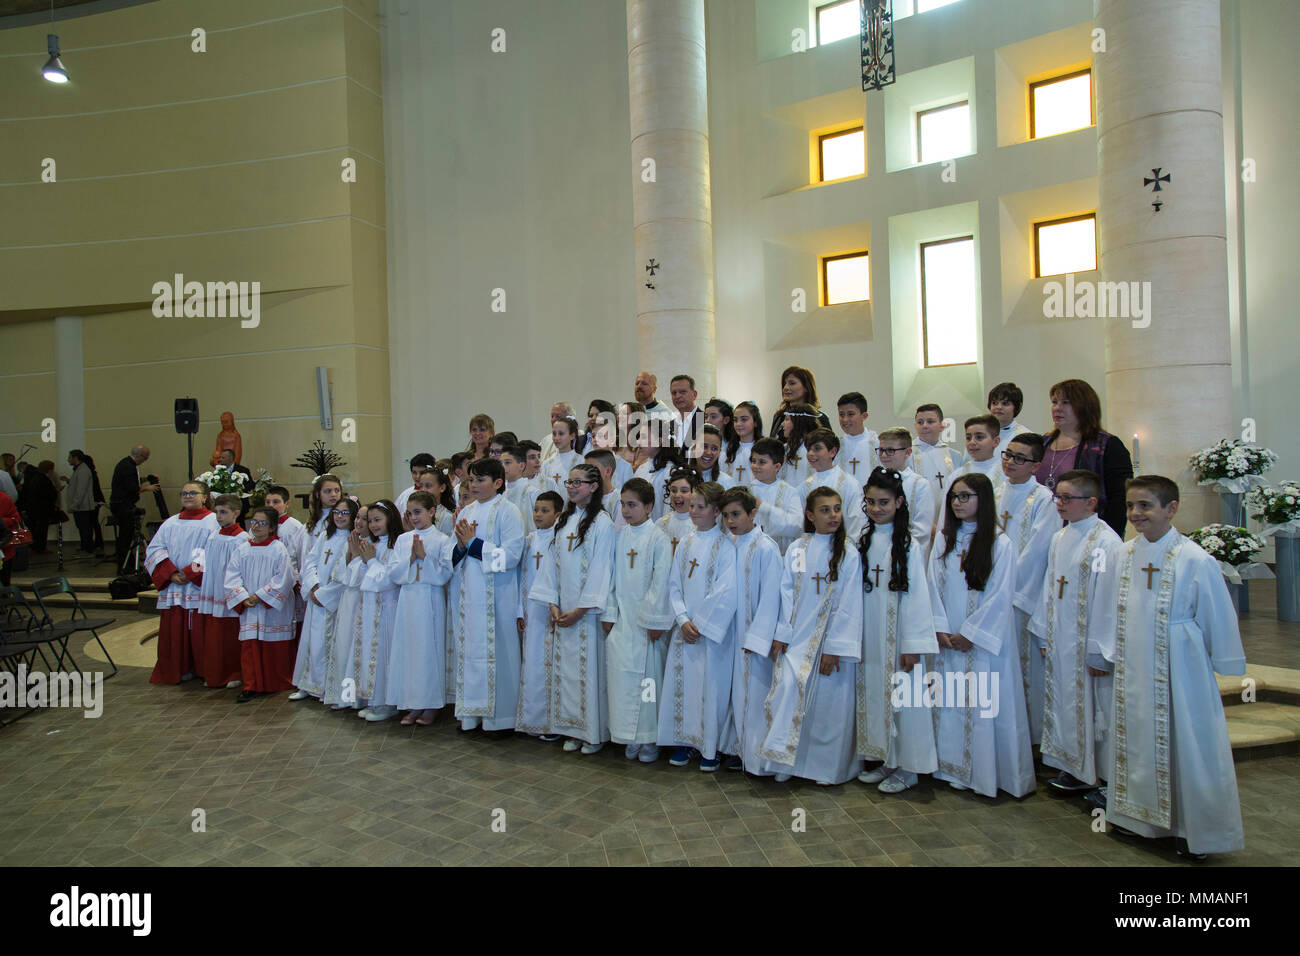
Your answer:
(645, 257), (658, 290)
(860, 0), (895, 92)
(1144, 167), (1171, 212)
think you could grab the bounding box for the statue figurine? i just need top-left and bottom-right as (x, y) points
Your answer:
(209, 411), (243, 467)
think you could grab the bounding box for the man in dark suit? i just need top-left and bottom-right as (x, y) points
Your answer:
(109, 445), (159, 573)
(216, 448), (253, 521)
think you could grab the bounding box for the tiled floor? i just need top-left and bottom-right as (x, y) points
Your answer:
(1, 612), (1298, 867)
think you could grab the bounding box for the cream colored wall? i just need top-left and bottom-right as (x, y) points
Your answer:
(0, 0), (388, 521)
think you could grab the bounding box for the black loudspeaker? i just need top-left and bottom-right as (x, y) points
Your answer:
(174, 398), (199, 434)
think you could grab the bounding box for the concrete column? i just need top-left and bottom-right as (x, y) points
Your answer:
(53, 315), (85, 454)
(1096, 0), (1232, 531)
(627, 0), (716, 399)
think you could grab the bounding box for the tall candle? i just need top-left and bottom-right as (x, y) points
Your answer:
(1132, 434), (1140, 473)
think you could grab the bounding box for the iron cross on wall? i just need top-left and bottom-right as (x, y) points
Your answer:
(645, 258), (659, 290)
(1144, 167), (1171, 212)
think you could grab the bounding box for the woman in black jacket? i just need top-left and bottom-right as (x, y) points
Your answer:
(1036, 378), (1134, 536)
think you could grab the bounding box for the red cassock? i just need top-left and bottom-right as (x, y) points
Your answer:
(147, 508), (214, 685)
(194, 524), (250, 687)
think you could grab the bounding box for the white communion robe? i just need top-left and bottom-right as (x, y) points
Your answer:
(899, 467), (937, 563)
(838, 430), (879, 480)
(995, 476), (1058, 743)
(352, 539), (400, 705)
(197, 525), (249, 619)
(803, 465), (865, 541)
(949, 455), (1007, 494)
(914, 439), (965, 508)
(612, 455), (634, 489)
(721, 528), (782, 774)
(758, 533), (863, 784)
(602, 488), (627, 530)
(779, 451), (811, 491)
(516, 526), (557, 734)
(505, 477), (540, 534)
(530, 509), (615, 745)
(656, 525), (738, 760)
(724, 441), (754, 484)
(276, 515), (309, 622)
(292, 528), (350, 696)
(544, 449), (582, 503)
(1097, 529), (1246, 855)
(1028, 514), (1123, 785)
(147, 511), (221, 613)
(996, 420), (1033, 457)
(751, 479), (803, 555)
(657, 510), (696, 560)
(927, 526), (1035, 797)
(387, 526), (454, 710)
(444, 495), (525, 729)
(320, 554), (365, 706)
(602, 520), (675, 745)
(856, 524), (939, 776)
(224, 538), (297, 641)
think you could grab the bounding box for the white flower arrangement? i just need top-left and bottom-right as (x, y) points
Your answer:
(1190, 439), (1276, 494)
(196, 465), (251, 497)
(1187, 523), (1264, 565)
(1247, 480), (1300, 537)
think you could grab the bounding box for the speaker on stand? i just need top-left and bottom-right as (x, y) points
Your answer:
(175, 397), (199, 480)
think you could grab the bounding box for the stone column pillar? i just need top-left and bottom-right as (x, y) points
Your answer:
(53, 315), (85, 453)
(1096, 0), (1232, 531)
(627, 0), (716, 400)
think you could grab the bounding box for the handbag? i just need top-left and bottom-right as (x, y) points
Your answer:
(9, 522), (32, 548)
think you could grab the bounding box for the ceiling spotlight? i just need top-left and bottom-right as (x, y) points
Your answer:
(42, 34), (69, 84)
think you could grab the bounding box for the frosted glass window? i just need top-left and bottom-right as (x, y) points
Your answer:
(1035, 214), (1097, 277)
(823, 252), (870, 305)
(921, 237), (977, 367)
(917, 0), (962, 11)
(816, 0), (859, 46)
(819, 127), (865, 181)
(916, 101), (970, 164)
(1031, 70), (1093, 138)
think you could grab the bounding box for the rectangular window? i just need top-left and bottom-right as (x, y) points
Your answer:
(1034, 213), (1097, 278)
(819, 126), (865, 181)
(816, 0), (859, 46)
(822, 251), (870, 305)
(1030, 69), (1093, 139)
(920, 236), (977, 367)
(916, 100), (970, 164)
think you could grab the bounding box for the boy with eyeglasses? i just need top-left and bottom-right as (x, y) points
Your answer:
(224, 505), (298, 702)
(875, 428), (936, 561)
(994, 433), (1057, 742)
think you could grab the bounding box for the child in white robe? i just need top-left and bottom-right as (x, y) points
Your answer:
(759, 485), (863, 785)
(266, 486), (309, 631)
(717, 487), (782, 775)
(543, 417), (582, 503)
(694, 425), (737, 491)
(855, 468), (939, 794)
(988, 381), (1033, 457)
(914, 403), (966, 507)
(290, 496), (354, 700)
(147, 481), (220, 685)
(777, 403), (818, 490)
(502, 447), (539, 534)
(389, 492), (454, 725)
(224, 506), (298, 701)
(445, 458), (526, 733)
(352, 500), (402, 722)
(836, 392), (879, 480)
(949, 415), (1007, 494)
(657, 481), (738, 771)
(801, 428), (865, 540)
(415, 466), (457, 536)
(1097, 476), (1246, 859)
(994, 433), (1058, 742)
(1028, 470), (1123, 791)
(927, 473), (1035, 798)
(723, 401), (760, 484)
(321, 505), (367, 709)
(657, 467), (699, 559)
(531, 463), (615, 753)
(602, 478), (675, 761)
(195, 494), (249, 689)
(875, 428), (937, 561)
(749, 438), (802, 554)
(516, 491), (563, 738)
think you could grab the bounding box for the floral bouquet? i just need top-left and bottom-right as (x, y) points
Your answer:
(1246, 480), (1300, 537)
(1187, 523), (1272, 586)
(1190, 439), (1277, 494)
(250, 468), (276, 508)
(197, 466), (251, 497)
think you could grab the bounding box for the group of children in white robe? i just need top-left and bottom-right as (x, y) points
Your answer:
(146, 384), (1248, 859)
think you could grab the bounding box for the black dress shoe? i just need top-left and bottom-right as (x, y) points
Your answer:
(236, 690), (258, 703)
(1175, 839), (1208, 862)
(1083, 786), (1108, 811)
(1048, 771), (1093, 792)
(484, 729), (512, 741)
(724, 755), (744, 771)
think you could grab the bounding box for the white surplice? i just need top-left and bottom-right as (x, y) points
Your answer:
(927, 526), (1034, 797)
(657, 510), (696, 560)
(352, 539), (400, 705)
(543, 450), (581, 503)
(602, 520), (675, 745)
(721, 528), (782, 774)
(995, 420), (1033, 457)
(386, 526), (454, 710)
(724, 441), (754, 484)
(914, 439), (965, 509)
(838, 430), (879, 480)
(505, 477), (540, 534)
(899, 467), (937, 563)
(778, 450), (811, 491)
(444, 496), (525, 729)
(656, 525), (737, 759)
(197, 525), (249, 619)
(1097, 529), (1246, 854)
(224, 538), (297, 641)
(147, 511), (221, 612)
(751, 479), (803, 555)
(759, 533), (863, 784)
(530, 509), (615, 745)
(602, 488), (627, 530)
(995, 476), (1058, 743)
(293, 528), (350, 696)
(276, 515), (309, 622)
(321, 554), (365, 706)
(856, 523), (939, 775)
(949, 455), (1007, 495)
(516, 526), (557, 734)
(803, 465), (865, 541)
(1027, 514), (1123, 784)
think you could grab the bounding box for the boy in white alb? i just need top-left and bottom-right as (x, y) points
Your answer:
(914, 403), (966, 506)
(988, 382), (1033, 457)
(225, 506), (298, 702)
(517, 491), (563, 738)
(748, 439), (803, 555)
(801, 428), (865, 542)
(836, 392), (879, 480)
(502, 445), (539, 534)
(395, 453), (436, 519)
(949, 415), (1006, 492)
(875, 428), (936, 561)
(586, 448), (627, 530)
(266, 486), (308, 632)
(196, 494), (249, 689)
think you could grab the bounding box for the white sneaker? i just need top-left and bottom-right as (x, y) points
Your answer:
(638, 745), (660, 763)
(624, 744), (642, 760)
(288, 690), (309, 701)
(858, 765), (894, 785)
(357, 708), (373, 719)
(580, 742), (604, 755)
(364, 705), (397, 722)
(774, 772), (792, 783)
(816, 780), (834, 787)
(225, 680), (242, 690)
(879, 771), (916, 794)
(947, 780), (970, 792)
(562, 738), (582, 752)
(329, 702), (349, 710)
(460, 717), (480, 731)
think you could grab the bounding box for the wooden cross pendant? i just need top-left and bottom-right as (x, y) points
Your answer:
(936, 472), (945, 488)
(1141, 563), (1158, 589)
(532, 550), (543, 570)
(958, 548), (968, 568)
(566, 531), (579, 552)
(812, 571), (829, 594)
(323, 549), (332, 564)
(671, 537), (679, 556)
(627, 548), (638, 569)
(870, 565), (884, 588)
(687, 557), (700, 578)
(998, 510), (1012, 533)
(1056, 574), (1067, 599)
(849, 457), (860, 475)
(734, 465), (745, 482)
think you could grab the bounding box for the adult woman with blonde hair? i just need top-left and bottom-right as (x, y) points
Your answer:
(465, 413), (495, 461)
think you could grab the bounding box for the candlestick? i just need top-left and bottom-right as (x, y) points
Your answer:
(1132, 434), (1140, 473)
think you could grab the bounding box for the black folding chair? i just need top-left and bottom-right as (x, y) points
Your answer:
(0, 586), (60, 727)
(28, 576), (117, 679)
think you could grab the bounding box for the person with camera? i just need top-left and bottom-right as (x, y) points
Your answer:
(110, 445), (160, 575)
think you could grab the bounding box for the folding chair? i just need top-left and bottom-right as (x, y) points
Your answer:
(28, 577), (117, 679)
(0, 586), (61, 727)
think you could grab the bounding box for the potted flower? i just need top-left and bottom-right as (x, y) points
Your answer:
(1190, 439), (1277, 528)
(1186, 524), (1271, 613)
(196, 466), (251, 498)
(1246, 480), (1300, 622)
